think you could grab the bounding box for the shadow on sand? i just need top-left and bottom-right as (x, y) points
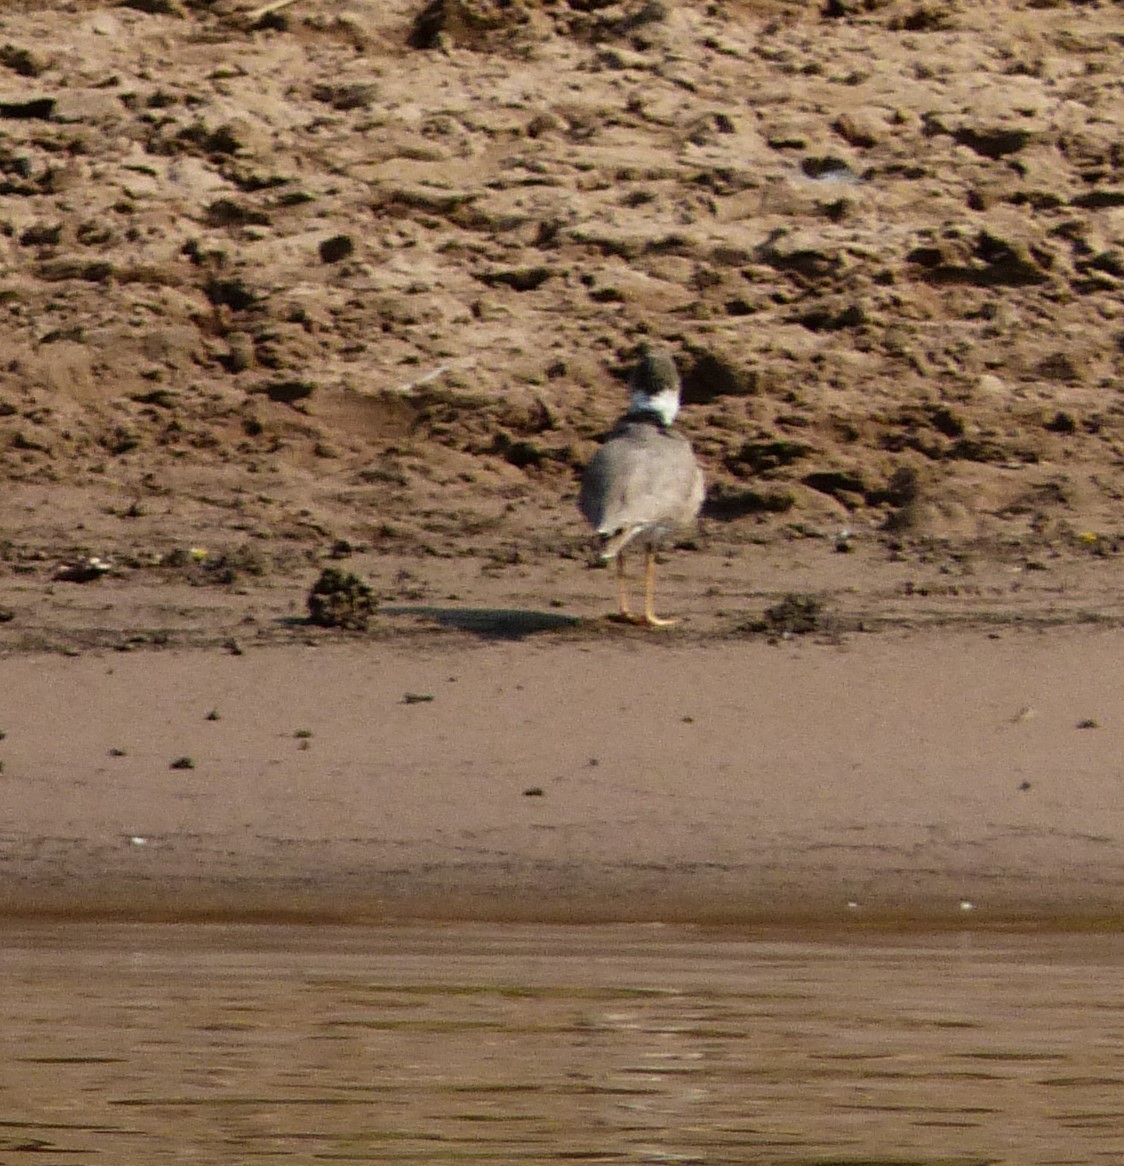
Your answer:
(380, 605), (582, 641)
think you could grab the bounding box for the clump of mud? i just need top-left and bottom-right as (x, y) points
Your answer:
(307, 568), (377, 631)
(744, 593), (828, 638)
(407, 0), (668, 49)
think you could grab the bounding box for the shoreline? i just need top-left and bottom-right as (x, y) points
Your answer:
(4, 625), (1124, 926)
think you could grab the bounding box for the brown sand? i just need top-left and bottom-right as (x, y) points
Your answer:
(4, 625), (1124, 925)
(1, 0), (1123, 925)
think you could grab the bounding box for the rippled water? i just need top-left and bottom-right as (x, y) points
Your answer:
(4, 922), (1124, 1163)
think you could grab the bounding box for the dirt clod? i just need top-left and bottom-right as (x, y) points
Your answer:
(745, 594), (829, 638)
(307, 568), (377, 631)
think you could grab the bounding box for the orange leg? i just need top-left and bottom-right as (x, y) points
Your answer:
(642, 547), (677, 627)
(615, 551), (633, 620)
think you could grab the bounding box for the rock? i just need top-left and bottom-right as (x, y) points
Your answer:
(595, 46), (649, 71)
(318, 235), (355, 264)
(1035, 352), (1083, 384)
(801, 156), (860, 183)
(976, 374), (1007, 398)
(0, 96), (54, 120)
(0, 44), (50, 78)
(311, 83), (377, 112)
(757, 229), (844, 280)
(703, 483), (796, 520)
(792, 295), (868, 332)
(831, 111), (882, 149)
(36, 257), (113, 282)
(801, 468), (868, 504)
(681, 348), (763, 402)
(1071, 189), (1124, 211)
(19, 221), (62, 246)
(122, 0), (185, 13)
(223, 332), (256, 373)
(475, 266), (552, 292)
(177, 117), (267, 158)
(525, 110), (563, 138)
(139, 326), (202, 370)
(953, 125), (1035, 160)
(725, 438), (814, 478)
(204, 198), (271, 228)
(257, 379), (315, 405)
(491, 432), (546, 469)
(907, 226), (1055, 287)
(376, 184), (480, 217)
(407, 0), (541, 49)
(55, 556), (112, 582)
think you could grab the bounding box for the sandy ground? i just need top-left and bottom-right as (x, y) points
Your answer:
(1, 0), (1123, 924)
(3, 622), (1124, 925)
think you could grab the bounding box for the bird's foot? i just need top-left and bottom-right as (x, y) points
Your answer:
(606, 610), (679, 628)
(641, 612), (679, 628)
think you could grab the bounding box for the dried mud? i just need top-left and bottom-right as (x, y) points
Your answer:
(0, 0), (1122, 648)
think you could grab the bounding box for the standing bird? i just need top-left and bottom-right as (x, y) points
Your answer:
(578, 345), (705, 627)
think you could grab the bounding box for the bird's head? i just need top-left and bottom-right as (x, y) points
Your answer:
(628, 344), (682, 426)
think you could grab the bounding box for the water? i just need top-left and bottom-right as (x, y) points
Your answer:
(4, 922), (1124, 1164)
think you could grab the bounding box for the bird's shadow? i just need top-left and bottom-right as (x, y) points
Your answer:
(380, 604), (582, 641)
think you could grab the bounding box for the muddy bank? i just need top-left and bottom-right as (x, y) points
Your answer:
(0, 0), (1122, 590)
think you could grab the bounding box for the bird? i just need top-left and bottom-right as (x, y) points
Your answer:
(578, 344), (704, 627)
